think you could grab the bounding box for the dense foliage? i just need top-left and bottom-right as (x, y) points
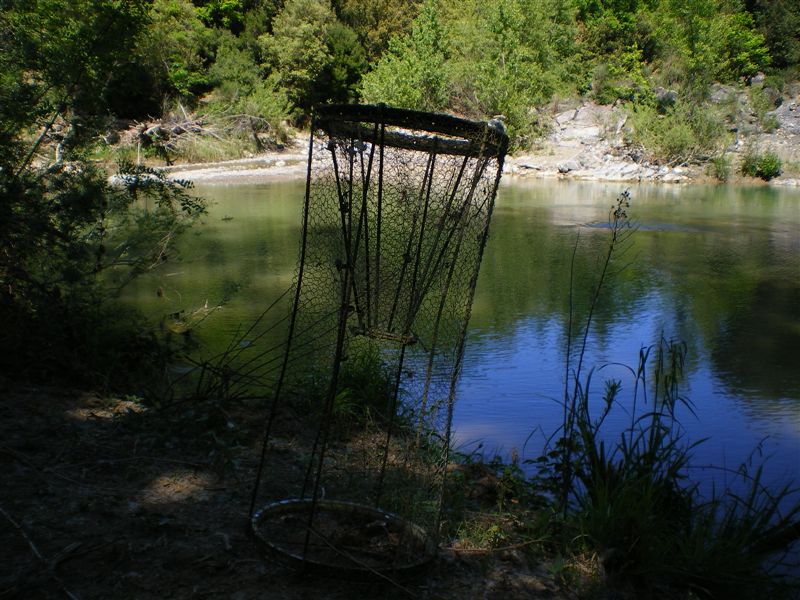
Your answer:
(86, 1), (800, 146)
(4, 0), (787, 147)
(0, 1), (206, 390)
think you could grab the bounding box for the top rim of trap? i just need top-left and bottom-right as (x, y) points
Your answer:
(314, 104), (509, 158)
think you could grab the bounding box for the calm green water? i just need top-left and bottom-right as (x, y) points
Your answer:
(123, 179), (800, 490)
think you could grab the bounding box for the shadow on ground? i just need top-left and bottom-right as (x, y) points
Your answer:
(0, 386), (564, 599)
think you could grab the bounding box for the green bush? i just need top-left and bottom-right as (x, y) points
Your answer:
(209, 32), (261, 100)
(136, 0), (214, 100)
(321, 22), (368, 104)
(237, 79), (292, 140)
(1, 160), (205, 390)
(258, 0), (338, 113)
(0, 1), (209, 392)
(708, 154), (732, 181)
(360, 0), (451, 112)
(443, 0), (580, 149)
(591, 48), (652, 105)
(649, 0), (770, 91)
(298, 337), (400, 436)
(627, 101), (727, 164)
(740, 150), (783, 180)
(748, 85), (781, 133)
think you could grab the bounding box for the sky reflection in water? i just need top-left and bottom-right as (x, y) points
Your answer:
(455, 180), (800, 495)
(124, 178), (800, 496)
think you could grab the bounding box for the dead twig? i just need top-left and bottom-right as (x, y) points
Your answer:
(1, 446), (135, 494)
(443, 536), (547, 555)
(0, 503), (82, 600)
(0, 503), (44, 561)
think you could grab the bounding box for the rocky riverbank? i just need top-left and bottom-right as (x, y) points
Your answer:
(163, 152), (308, 184)
(146, 89), (800, 187)
(506, 88), (800, 185)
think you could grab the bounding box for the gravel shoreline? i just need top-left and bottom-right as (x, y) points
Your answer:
(156, 97), (800, 187)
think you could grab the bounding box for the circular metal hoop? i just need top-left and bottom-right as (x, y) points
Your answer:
(251, 498), (438, 576)
(315, 104), (509, 158)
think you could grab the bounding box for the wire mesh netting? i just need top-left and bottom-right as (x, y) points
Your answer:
(249, 104), (508, 573)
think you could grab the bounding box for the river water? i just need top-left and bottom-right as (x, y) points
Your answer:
(123, 178), (800, 493)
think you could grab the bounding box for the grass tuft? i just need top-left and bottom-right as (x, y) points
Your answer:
(533, 191), (800, 598)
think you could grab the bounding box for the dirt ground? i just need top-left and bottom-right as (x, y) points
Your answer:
(0, 384), (571, 599)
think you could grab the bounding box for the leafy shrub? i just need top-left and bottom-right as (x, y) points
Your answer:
(335, 339), (397, 425)
(650, 0), (770, 90)
(209, 33), (261, 100)
(301, 337), (402, 437)
(740, 150), (782, 180)
(708, 154), (732, 181)
(748, 85), (781, 133)
(1, 159), (204, 391)
(443, 0), (580, 149)
(321, 22), (368, 104)
(196, 0), (245, 33)
(0, 0), (208, 392)
(761, 114), (780, 133)
(258, 0), (338, 113)
(238, 79), (292, 141)
(137, 0), (214, 99)
(360, 0), (451, 112)
(591, 48), (652, 105)
(627, 101), (727, 164)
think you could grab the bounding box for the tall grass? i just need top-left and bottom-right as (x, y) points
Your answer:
(535, 191), (800, 598)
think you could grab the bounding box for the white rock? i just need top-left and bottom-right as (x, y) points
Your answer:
(558, 159), (582, 173)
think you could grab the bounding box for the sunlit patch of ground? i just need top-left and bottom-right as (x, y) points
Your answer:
(1, 385), (569, 599)
(137, 470), (216, 506)
(64, 392), (147, 421)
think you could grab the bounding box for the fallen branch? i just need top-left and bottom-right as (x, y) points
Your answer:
(0, 503), (82, 600)
(1, 446), (134, 494)
(443, 536), (546, 555)
(0, 503), (44, 561)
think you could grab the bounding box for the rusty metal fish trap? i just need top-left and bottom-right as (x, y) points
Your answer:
(249, 104), (508, 575)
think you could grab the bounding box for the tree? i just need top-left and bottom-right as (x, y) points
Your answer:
(360, 0), (451, 111)
(446, 0), (581, 144)
(745, 0), (800, 70)
(0, 0), (151, 143)
(210, 31), (263, 100)
(321, 22), (368, 103)
(240, 0), (285, 44)
(654, 0), (770, 89)
(136, 0), (215, 101)
(195, 0), (247, 33)
(335, 0), (421, 62)
(0, 1), (206, 388)
(259, 0), (336, 112)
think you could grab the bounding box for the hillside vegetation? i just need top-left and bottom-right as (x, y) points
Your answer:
(59, 0), (800, 151)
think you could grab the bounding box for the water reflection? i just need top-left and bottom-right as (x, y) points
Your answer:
(121, 179), (800, 489)
(460, 180), (800, 490)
